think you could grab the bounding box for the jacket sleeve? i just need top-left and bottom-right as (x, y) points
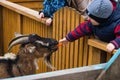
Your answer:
(66, 21), (92, 42)
(41, 0), (67, 18)
(110, 25), (120, 48)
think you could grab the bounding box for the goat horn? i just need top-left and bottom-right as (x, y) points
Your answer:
(8, 36), (29, 51)
(14, 32), (23, 37)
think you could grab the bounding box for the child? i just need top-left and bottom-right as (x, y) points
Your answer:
(59, 0), (120, 53)
(38, 0), (67, 26)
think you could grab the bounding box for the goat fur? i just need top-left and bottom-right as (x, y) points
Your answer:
(0, 33), (58, 79)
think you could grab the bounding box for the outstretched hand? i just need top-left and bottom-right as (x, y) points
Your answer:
(59, 37), (69, 46)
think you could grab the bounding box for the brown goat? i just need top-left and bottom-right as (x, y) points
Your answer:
(0, 33), (58, 79)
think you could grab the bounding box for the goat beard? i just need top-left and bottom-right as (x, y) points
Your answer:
(43, 52), (56, 70)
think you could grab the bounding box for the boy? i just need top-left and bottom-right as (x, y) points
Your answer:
(59, 0), (120, 53)
(38, 0), (67, 26)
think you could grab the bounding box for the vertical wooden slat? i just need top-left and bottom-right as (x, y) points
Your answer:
(73, 11), (79, 68)
(3, 8), (21, 53)
(88, 46), (93, 65)
(78, 16), (84, 67)
(65, 7), (71, 69)
(106, 53), (112, 61)
(61, 7), (67, 69)
(8, 0), (44, 10)
(52, 8), (57, 71)
(42, 22), (46, 72)
(57, 8), (63, 70)
(78, 38), (84, 66)
(0, 6), (3, 55)
(69, 8), (75, 68)
(54, 8), (59, 70)
(83, 36), (89, 66)
(92, 48), (101, 64)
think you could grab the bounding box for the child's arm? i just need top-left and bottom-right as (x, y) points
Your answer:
(107, 24), (120, 53)
(66, 21), (92, 42)
(59, 21), (92, 46)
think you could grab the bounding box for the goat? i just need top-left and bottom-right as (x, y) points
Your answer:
(0, 33), (58, 78)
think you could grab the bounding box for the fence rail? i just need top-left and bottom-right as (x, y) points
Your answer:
(7, 0), (44, 11)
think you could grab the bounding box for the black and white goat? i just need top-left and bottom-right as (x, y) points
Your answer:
(0, 33), (58, 78)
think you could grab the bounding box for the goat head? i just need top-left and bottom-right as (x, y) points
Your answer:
(8, 32), (58, 70)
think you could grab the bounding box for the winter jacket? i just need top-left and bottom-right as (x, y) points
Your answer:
(41, 0), (67, 18)
(66, 2), (120, 49)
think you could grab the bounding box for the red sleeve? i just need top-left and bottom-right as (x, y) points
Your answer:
(111, 25), (120, 48)
(111, 0), (117, 10)
(66, 21), (92, 42)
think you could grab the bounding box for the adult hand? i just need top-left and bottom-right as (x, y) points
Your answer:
(106, 43), (115, 53)
(46, 18), (52, 26)
(38, 12), (44, 20)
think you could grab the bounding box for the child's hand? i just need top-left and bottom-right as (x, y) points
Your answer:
(38, 12), (44, 20)
(46, 18), (52, 26)
(59, 37), (69, 46)
(106, 43), (115, 53)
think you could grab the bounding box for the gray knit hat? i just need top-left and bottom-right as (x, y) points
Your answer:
(86, 0), (113, 23)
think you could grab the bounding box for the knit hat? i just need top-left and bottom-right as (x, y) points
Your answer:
(86, 0), (113, 23)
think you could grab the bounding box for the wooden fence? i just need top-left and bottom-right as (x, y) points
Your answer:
(0, 0), (111, 74)
(7, 0), (44, 11)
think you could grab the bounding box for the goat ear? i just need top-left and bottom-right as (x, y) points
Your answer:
(14, 32), (23, 37)
(27, 46), (36, 53)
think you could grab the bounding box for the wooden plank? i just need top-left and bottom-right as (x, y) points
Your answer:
(55, 7), (59, 70)
(58, 8), (63, 70)
(88, 39), (116, 54)
(2, 8), (21, 53)
(0, 6), (3, 55)
(7, 0), (43, 2)
(65, 7), (71, 69)
(17, 2), (43, 9)
(106, 53), (112, 61)
(52, 7), (57, 71)
(88, 39), (107, 51)
(88, 46), (101, 65)
(88, 46), (93, 65)
(74, 9), (79, 68)
(69, 8), (75, 68)
(0, 0), (46, 24)
(3, 63), (105, 80)
(83, 36), (89, 66)
(92, 48), (101, 64)
(78, 16), (84, 66)
(78, 37), (84, 66)
(3, 55), (120, 80)
(61, 7), (66, 70)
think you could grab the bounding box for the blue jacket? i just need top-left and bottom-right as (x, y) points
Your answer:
(66, 2), (120, 48)
(42, 0), (67, 18)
